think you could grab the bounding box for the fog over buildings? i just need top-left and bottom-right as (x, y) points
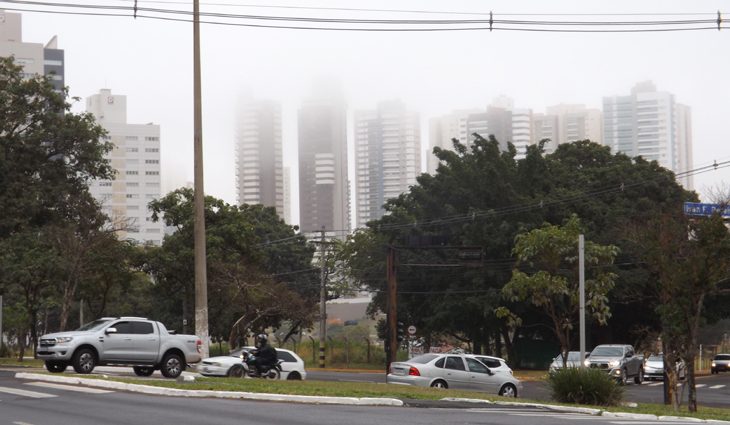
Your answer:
(2, 0), (729, 233)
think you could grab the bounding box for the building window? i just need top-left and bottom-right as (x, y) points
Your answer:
(126, 136), (139, 141)
(145, 159), (159, 164)
(126, 147), (138, 152)
(145, 136), (159, 142)
(126, 182), (139, 187)
(126, 194), (139, 199)
(145, 148), (159, 153)
(99, 181), (112, 187)
(126, 170), (138, 175)
(145, 171), (159, 175)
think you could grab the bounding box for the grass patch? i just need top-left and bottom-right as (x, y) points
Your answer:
(0, 357), (44, 367)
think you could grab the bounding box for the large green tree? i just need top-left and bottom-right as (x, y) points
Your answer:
(142, 188), (317, 345)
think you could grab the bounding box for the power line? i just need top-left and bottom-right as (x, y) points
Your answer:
(2, 1), (727, 32)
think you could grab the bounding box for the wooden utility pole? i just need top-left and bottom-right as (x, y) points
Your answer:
(193, 0), (209, 359)
(386, 245), (398, 372)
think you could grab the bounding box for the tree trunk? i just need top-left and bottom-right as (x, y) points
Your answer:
(500, 325), (516, 366)
(686, 353), (697, 412)
(495, 328), (502, 358)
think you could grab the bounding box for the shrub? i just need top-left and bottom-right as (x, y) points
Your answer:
(547, 367), (624, 406)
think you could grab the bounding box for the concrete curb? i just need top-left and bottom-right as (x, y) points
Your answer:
(439, 397), (730, 423)
(14, 373), (403, 407)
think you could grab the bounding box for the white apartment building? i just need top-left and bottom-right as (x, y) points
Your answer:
(234, 97), (285, 219)
(354, 100), (421, 226)
(86, 89), (164, 245)
(427, 109), (478, 174)
(0, 10), (64, 91)
(603, 81), (693, 189)
(533, 104), (602, 154)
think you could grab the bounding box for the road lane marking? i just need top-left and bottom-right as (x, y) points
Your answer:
(710, 384), (726, 389)
(13, 422), (36, 425)
(0, 386), (57, 398)
(25, 382), (113, 394)
(694, 384), (706, 388)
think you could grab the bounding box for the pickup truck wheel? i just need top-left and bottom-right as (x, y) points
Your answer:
(133, 366), (155, 377)
(634, 368), (644, 384)
(160, 353), (183, 378)
(45, 361), (68, 373)
(72, 348), (96, 374)
(228, 365), (244, 377)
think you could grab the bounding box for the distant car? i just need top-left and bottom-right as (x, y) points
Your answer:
(711, 354), (730, 374)
(467, 354), (513, 375)
(643, 354), (686, 381)
(549, 351), (588, 372)
(387, 353), (522, 397)
(197, 347), (306, 380)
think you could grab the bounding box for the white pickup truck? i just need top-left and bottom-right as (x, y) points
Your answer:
(37, 317), (202, 378)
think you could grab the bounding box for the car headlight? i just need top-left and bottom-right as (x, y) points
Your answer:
(55, 337), (73, 344)
(712, 361), (716, 367)
(584, 359), (591, 367)
(608, 360), (620, 368)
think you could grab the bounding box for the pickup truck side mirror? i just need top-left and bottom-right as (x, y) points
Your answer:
(105, 327), (117, 335)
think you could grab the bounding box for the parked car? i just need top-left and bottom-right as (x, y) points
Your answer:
(711, 354), (730, 374)
(37, 317), (202, 378)
(549, 351), (588, 371)
(466, 354), (513, 375)
(197, 347), (307, 380)
(585, 344), (644, 385)
(643, 354), (686, 380)
(387, 353), (522, 397)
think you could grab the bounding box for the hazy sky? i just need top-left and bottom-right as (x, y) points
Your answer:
(10, 0), (730, 227)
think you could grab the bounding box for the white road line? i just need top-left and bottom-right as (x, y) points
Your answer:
(694, 384), (706, 388)
(648, 382), (663, 386)
(13, 422), (36, 425)
(25, 382), (113, 394)
(0, 386), (57, 399)
(710, 384), (726, 389)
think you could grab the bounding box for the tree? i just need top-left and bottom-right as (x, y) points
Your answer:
(499, 215), (618, 366)
(142, 188), (317, 344)
(0, 57), (113, 237)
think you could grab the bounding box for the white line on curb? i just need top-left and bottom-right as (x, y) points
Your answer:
(25, 381), (113, 394)
(14, 373), (403, 407)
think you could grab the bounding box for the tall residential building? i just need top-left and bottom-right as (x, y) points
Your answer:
(283, 167), (292, 224)
(354, 100), (421, 227)
(234, 97), (284, 218)
(603, 81), (693, 189)
(511, 108), (533, 158)
(86, 89), (164, 245)
(427, 109), (478, 174)
(0, 10), (64, 91)
(298, 82), (350, 234)
(533, 104), (602, 154)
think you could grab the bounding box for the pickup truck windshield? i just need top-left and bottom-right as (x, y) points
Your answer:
(75, 319), (113, 332)
(590, 347), (623, 356)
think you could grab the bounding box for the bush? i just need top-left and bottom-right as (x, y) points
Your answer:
(547, 367), (624, 406)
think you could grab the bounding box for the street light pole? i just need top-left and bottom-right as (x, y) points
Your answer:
(193, 0), (209, 359)
(579, 234), (586, 367)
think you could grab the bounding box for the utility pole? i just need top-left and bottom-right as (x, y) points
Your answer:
(386, 245), (398, 372)
(578, 234), (586, 367)
(0, 295), (4, 353)
(318, 227), (327, 368)
(79, 299), (84, 327)
(193, 0), (209, 359)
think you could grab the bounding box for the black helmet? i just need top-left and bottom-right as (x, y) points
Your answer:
(255, 333), (268, 347)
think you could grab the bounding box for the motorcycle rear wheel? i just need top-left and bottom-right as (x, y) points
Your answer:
(263, 368), (281, 380)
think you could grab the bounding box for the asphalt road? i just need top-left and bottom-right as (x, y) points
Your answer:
(0, 370), (715, 425)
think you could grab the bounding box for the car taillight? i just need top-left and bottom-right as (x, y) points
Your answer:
(196, 339), (202, 353)
(408, 366), (420, 376)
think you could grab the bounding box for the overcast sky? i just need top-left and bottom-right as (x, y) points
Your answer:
(10, 0), (730, 227)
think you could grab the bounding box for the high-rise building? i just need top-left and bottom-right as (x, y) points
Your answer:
(283, 167), (292, 224)
(603, 81), (693, 189)
(533, 105), (602, 154)
(86, 89), (164, 245)
(354, 100), (421, 227)
(0, 10), (64, 91)
(234, 97), (285, 218)
(298, 82), (350, 234)
(427, 109), (478, 174)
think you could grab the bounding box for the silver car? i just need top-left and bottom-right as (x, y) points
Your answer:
(643, 354), (686, 380)
(467, 354), (513, 375)
(549, 351), (588, 372)
(387, 353), (522, 397)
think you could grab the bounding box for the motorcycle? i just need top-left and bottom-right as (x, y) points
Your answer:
(239, 350), (283, 379)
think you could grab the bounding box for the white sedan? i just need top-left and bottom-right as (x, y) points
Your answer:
(197, 347), (307, 380)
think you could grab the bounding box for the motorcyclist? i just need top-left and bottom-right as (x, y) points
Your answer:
(248, 333), (277, 376)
